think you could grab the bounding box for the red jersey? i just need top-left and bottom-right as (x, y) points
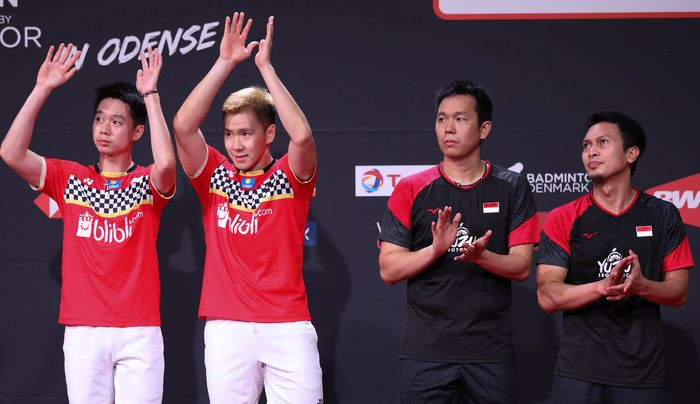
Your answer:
(38, 158), (170, 327)
(191, 146), (315, 322)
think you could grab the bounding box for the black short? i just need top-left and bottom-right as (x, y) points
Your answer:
(552, 375), (670, 404)
(400, 359), (515, 404)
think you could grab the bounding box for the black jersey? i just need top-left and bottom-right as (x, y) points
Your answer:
(379, 162), (539, 362)
(537, 191), (695, 387)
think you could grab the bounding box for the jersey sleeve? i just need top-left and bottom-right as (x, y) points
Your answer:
(508, 173), (540, 247)
(659, 202), (695, 271)
(145, 164), (174, 210)
(39, 158), (75, 201)
(189, 145), (227, 205)
(378, 178), (413, 249)
(280, 154), (316, 199)
(535, 207), (572, 268)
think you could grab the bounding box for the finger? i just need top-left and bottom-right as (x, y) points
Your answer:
(431, 221), (437, 234)
(65, 66), (79, 80)
(58, 43), (73, 64)
(137, 69), (143, 81)
(66, 50), (81, 68)
(148, 47), (155, 68)
(140, 51), (148, 70)
(267, 15), (274, 42)
(454, 254), (467, 261)
(53, 43), (65, 62)
(482, 229), (493, 243)
(605, 284), (624, 293)
(224, 15), (231, 35)
(236, 12), (245, 33)
(452, 212), (462, 225)
(45, 45), (55, 63)
(241, 17), (253, 39)
(246, 41), (259, 54)
(231, 13), (238, 33)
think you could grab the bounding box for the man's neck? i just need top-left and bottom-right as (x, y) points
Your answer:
(591, 176), (636, 214)
(98, 154), (133, 174)
(442, 153), (485, 185)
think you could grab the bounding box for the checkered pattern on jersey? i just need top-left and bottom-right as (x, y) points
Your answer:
(63, 174), (153, 215)
(210, 165), (293, 210)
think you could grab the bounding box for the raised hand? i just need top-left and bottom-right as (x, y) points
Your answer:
(219, 11), (259, 65)
(605, 250), (646, 301)
(255, 16), (274, 68)
(431, 207), (462, 256)
(136, 47), (162, 96)
(454, 230), (492, 262)
(36, 43), (81, 90)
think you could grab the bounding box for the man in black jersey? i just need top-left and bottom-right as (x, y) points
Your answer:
(378, 80), (539, 403)
(536, 111), (694, 404)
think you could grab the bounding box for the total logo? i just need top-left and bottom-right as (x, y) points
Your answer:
(355, 165), (431, 197)
(597, 248), (631, 279)
(647, 172), (700, 228)
(75, 211), (142, 243)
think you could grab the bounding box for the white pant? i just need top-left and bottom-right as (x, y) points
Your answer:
(204, 320), (323, 404)
(63, 326), (164, 404)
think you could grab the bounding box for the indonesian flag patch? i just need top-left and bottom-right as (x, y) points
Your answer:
(483, 202), (500, 214)
(636, 225), (653, 238)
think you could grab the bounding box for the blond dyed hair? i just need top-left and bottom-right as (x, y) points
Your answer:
(222, 86), (276, 128)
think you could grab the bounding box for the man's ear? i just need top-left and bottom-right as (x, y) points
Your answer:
(626, 146), (640, 165)
(265, 124), (276, 145)
(132, 124), (145, 142)
(480, 120), (492, 141)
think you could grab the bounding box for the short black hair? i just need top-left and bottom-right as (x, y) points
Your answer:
(587, 111), (647, 175)
(435, 80), (493, 124)
(94, 82), (146, 126)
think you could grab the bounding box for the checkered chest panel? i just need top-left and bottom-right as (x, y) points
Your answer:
(210, 165), (293, 211)
(63, 174), (153, 216)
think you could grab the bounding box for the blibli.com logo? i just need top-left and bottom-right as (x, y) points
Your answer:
(75, 211), (142, 243)
(355, 165), (431, 197)
(216, 203), (261, 235)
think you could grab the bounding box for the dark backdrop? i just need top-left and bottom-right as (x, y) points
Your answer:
(1, 1), (699, 403)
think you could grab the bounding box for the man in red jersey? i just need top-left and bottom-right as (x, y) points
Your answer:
(172, 12), (322, 403)
(536, 111), (694, 404)
(1, 45), (176, 403)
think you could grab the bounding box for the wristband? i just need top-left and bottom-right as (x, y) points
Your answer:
(142, 89), (158, 97)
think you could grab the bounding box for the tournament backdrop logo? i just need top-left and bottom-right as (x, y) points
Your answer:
(355, 165), (432, 197)
(434, 0), (700, 20)
(647, 172), (700, 228)
(361, 169), (383, 194)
